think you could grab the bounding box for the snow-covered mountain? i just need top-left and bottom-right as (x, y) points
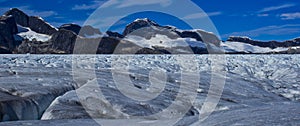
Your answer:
(0, 8), (299, 54)
(222, 36), (300, 54)
(116, 18), (222, 54)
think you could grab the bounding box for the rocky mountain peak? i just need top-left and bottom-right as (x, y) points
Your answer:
(293, 37), (300, 42)
(227, 36), (252, 42)
(59, 24), (82, 35)
(123, 18), (160, 36)
(122, 18), (206, 43)
(79, 25), (102, 37)
(28, 16), (58, 35)
(4, 8), (57, 35)
(59, 24), (101, 37)
(4, 8), (29, 27)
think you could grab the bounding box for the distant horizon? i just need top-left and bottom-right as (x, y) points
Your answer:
(0, 0), (299, 41)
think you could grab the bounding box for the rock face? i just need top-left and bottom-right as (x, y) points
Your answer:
(79, 25), (102, 37)
(50, 29), (77, 54)
(28, 16), (57, 35)
(4, 8), (29, 27)
(59, 24), (102, 38)
(16, 39), (53, 54)
(97, 37), (120, 54)
(106, 31), (124, 38)
(176, 31), (202, 41)
(0, 47), (12, 54)
(0, 16), (18, 34)
(59, 24), (82, 35)
(123, 18), (160, 36)
(135, 47), (169, 54)
(122, 18), (179, 40)
(17, 29), (78, 54)
(227, 36), (300, 49)
(0, 15), (18, 51)
(4, 8), (57, 36)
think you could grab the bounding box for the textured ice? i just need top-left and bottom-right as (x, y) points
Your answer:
(0, 54), (299, 125)
(0, 55), (75, 121)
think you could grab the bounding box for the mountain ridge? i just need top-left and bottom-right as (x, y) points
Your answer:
(0, 8), (299, 54)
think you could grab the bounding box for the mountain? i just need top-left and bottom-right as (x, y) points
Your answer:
(122, 18), (206, 43)
(227, 36), (300, 49)
(119, 18), (222, 54)
(0, 8), (299, 54)
(223, 36), (300, 54)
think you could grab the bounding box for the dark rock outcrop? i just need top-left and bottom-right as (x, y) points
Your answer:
(135, 47), (170, 54)
(0, 16), (18, 34)
(4, 8), (29, 27)
(16, 39), (53, 54)
(0, 15), (19, 51)
(73, 37), (123, 54)
(16, 29), (78, 54)
(97, 37), (121, 54)
(190, 46), (209, 54)
(79, 25), (101, 37)
(28, 16), (57, 35)
(123, 18), (160, 36)
(175, 31), (202, 41)
(122, 18), (178, 40)
(106, 31), (124, 38)
(0, 46), (12, 54)
(59, 24), (81, 35)
(59, 24), (101, 38)
(4, 8), (57, 35)
(227, 36), (300, 49)
(50, 29), (77, 53)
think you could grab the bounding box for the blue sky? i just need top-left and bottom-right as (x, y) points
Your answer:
(0, 0), (299, 41)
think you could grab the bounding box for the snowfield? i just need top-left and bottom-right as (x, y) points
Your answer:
(0, 54), (299, 125)
(124, 34), (207, 49)
(221, 41), (290, 53)
(15, 25), (52, 42)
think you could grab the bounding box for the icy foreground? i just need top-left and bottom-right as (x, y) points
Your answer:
(0, 55), (300, 125)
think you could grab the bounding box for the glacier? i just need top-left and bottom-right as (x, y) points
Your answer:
(0, 54), (299, 125)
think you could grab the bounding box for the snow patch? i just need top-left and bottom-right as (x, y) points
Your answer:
(16, 25), (51, 42)
(229, 36), (251, 40)
(124, 34), (207, 49)
(221, 41), (289, 53)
